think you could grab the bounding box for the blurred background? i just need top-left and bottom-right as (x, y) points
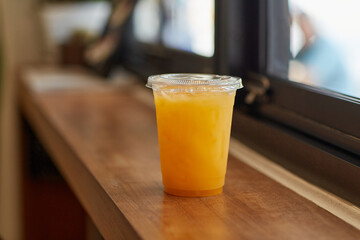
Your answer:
(0, 0), (359, 239)
(288, 0), (360, 96)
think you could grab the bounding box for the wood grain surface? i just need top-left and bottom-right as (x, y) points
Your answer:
(19, 68), (360, 240)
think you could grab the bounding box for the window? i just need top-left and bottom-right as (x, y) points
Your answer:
(122, 0), (215, 77)
(133, 0), (214, 57)
(289, 0), (360, 98)
(242, 0), (360, 156)
(215, 0), (359, 156)
(223, 0), (359, 204)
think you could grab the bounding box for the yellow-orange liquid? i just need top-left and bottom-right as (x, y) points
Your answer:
(154, 90), (236, 197)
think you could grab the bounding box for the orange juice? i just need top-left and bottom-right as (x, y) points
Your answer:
(147, 73), (242, 197)
(154, 91), (236, 196)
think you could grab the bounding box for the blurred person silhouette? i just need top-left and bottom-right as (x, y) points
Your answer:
(85, 0), (136, 77)
(289, 11), (350, 94)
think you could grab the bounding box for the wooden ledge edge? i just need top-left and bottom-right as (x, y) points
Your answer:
(229, 138), (360, 230)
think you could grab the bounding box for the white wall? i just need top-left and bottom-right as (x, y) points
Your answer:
(0, 0), (42, 239)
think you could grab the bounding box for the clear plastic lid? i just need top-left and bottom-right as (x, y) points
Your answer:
(146, 73), (243, 91)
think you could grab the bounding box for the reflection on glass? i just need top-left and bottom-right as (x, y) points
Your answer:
(289, 0), (360, 98)
(41, 2), (112, 44)
(162, 0), (214, 57)
(133, 0), (161, 43)
(132, 0), (214, 57)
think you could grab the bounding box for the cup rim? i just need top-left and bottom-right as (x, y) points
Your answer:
(146, 73), (243, 89)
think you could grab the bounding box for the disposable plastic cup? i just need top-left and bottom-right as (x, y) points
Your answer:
(147, 73), (243, 197)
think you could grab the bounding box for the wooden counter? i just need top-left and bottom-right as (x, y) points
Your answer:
(19, 67), (360, 240)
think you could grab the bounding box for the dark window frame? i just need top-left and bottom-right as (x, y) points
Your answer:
(261, 77), (360, 156)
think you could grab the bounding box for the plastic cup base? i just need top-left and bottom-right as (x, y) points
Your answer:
(164, 187), (223, 197)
